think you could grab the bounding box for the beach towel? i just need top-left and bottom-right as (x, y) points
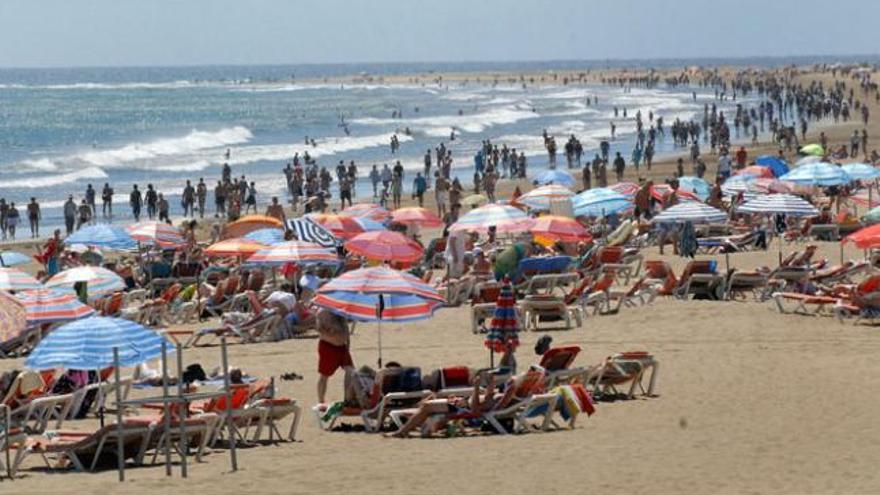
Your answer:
(553, 384), (596, 420)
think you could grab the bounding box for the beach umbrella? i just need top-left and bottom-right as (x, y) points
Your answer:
(126, 221), (185, 249)
(721, 174), (756, 195)
(390, 207), (443, 228)
(339, 203), (390, 222)
(534, 169), (575, 187)
(677, 176), (712, 201)
(345, 231), (424, 263)
(755, 155), (790, 177)
(517, 185), (575, 211)
(0, 251), (33, 267)
(650, 184), (701, 203)
(484, 279), (520, 368)
(351, 217), (388, 233)
(862, 205), (880, 225)
(750, 178), (797, 194)
(531, 215), (592, 243)
(843, 224), (880, 250)
(450, 203), (534, 233)
(795, 155), (822, 167)
(780, 162), (851, 186)
(64, 224), (137, 251)
(308, 213), (368, 240)
(609, 182), (639, 199)
(800, 144), (825, 156)
(572, 188), (632, 217)
(848, 188), (880, 209)
(25, 316), (173, 370)
(0, 267), (43, 291)
(204, 238), (267, 257)
(736, 165), (775, 179)
(652, 203), (727, 224)
(223, 215), (284, 239)
(244, 227), (286, 246)
(45, 266), (125, 300)
(841, 163), (880, 181)
(313, 266), (444, 367)
(737, 194), (819, 217)
(248, 241), (338, 267)
(462, 194), (488, 208)
(15, 288), (96, 325)
(0, 292), (27, 346)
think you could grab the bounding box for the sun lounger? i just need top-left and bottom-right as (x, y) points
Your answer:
(771, 292), (839, 315)
(725, 270), (778, 301)
(674, 260), (725, 300)
(10, 393), (74, 433)
(589, 352), (659, 399)
(25, 423), (151, 472)
(519, 295), (581, 331)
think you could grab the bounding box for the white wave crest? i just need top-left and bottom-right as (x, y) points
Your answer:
(3, 167), (108, 188)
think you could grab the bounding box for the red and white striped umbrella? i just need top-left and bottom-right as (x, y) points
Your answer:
(450, 203), (535, 234)
(309, 213), (369, 240)
(0, 292), (27, 345)
(45, 266), (125, 300)
(345, 231), (424, 263)
(0, 267), (43, 291)
(248, 241), (339, 266)
(390, 207), (443, 228)
(15, 288), (96, 324)
(127, 221), (186, 249)
(339, 203), (391, 222)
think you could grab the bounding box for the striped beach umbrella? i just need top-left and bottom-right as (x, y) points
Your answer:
(308, 213), (368, 240)
(204, 238), (267, 257)
(450, 203), (534, 233)
(737, 194), (819, 217)
(390, 207), (443, 228)
(0, 267), (43, 291)
(45, 266), (125, 300)
(841, 163), (880, 181)
(781, 162), (851, 186)
(677, 176), (712, 200)
(126, 221), (185, 249)
(248, 241), (338, 266)
(345, 231), (424, 263)
(534, 169), (575, 187)
(64, 224), (137, 251)
(609, 182), (640, 199)
(339, 203), (391, 222)
(531, 215), (592, 243)
(721, 174), (756, 195)
(0, 251), (33, 267)
(572, 188), (632, 217)
(0, 292), (27, 345)
(651, 184), (701, 203)
(25, 316), (174, 370)
(244, 228), (286, 246)
(223, 215), (284, 239)
(652, 203), (727, 224)
(517, 185), (575, 211)
(751, 178), (796, 194)
(15, 288), (96, 325)
(735, 165), (775, 179)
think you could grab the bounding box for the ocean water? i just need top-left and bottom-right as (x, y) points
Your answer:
(0, 57), (871, 229)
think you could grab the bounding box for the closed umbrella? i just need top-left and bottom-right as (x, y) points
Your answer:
(517, 185), (575, 211)
(390, 207), (443, 228)
(15, 288), (96, 325)
(65, 225), (137, 251)
(450, 204), (534, 233)
(345, 231), (424, 263)
(652, 203), (727, 224)
(534, 169), (575, 187)
(780, 162), (851, 186)
(0, 267), (43, 291)
(484, 280), (520, 369)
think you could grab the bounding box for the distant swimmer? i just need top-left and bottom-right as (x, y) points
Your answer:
(449, 129), (455, 141)
(225, 148), (231, 159)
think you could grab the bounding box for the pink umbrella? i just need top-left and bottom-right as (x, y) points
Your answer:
(345, 231), (424, 263)
(126, 221), (186, 249)
(391, 207), (443, 228)
(339, 203), (391, 222)
(736, 165), (774, 178)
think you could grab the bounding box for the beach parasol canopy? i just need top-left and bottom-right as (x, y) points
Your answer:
(534, 169), (575, 188)
(608, 182), (639, 199)
(223, 215), (284, 239)
(721, 174), (756, 195)
(843, 224), (880, 249)
(45, 266), (125, 300)
(517, 185), (575, 211)
(531, 215), (592, 243)
(64, 224), (137, 251)
(735, 165), (775, 179)
(737, 194), (819, 217)
(0, 267), (43, 291)
(243, 227), (286, 246)
(345, 231), (424, 263)
(755, 155), (790, 177)
(677, 176), (712, 201)
(0, 292), (28, 346)
(840, 163), (880, 181)
(780, 162), (851, 186)
(650, 184), (701, 203)
(204, 238), (267, 257)
(308, 213), (368, 240)
(450, 203), (534, 233)
(862, 205), (880, 225)
(462, 194), (488, 208)
(126, 221), (185, 249)
(795, 155), (822, 167)
(652, 202), (727, 224)
(800, 144), (825, 156)
(750, 178), (797, 194)
(390, 207), (443, 228)
(247, 240), (338, 267)
(351, 217), (387, 233)
(25, 316), (174, 370)
(572, 188), (632, 217)
(338, 203), (391, 222)
(14, 288), (96, 325)
(0, 251), (33, 267)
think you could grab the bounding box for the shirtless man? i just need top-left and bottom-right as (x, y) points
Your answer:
(316, 307), (354, 403)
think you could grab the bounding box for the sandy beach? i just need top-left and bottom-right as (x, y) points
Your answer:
(2, 64), (880, 495)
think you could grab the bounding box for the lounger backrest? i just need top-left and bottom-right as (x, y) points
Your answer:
(161, 284), (182, 303)
(439, 366), (471, 389)
(102, 292), (124, 316)
(224, 275), (241, 297)
(598, 246), (624, 264)
(857, 275), (880, 295)
(512, 370), (546, 399)
(645, 260), (671, 278)
(206, 385), (250, 412)
(564, 276), (593, 305)
(540, 346), (581, 371)
(246, 290), (264, 314)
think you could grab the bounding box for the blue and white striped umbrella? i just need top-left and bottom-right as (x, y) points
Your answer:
(677, 176), (712, 201)
(0, 251), (33, 267)
(841, 163), (880, 181)
(244, 228), (286, 246)
(780, 162), (851, 186)
(518, 184), (575, 210)
(534, 169), (575, 187)
(450, 204), (534, 233)
(652, 203), (727, 224)
(721, 174), (757, 195)
(25, 316), (173, 370)
(736, 194), (819, 217)
(45, 266), (126, 301)
(64, 224), (137, 250)
(572, 188), (632, 217)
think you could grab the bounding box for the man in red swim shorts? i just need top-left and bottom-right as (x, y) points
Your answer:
(316, 307), (354, 403)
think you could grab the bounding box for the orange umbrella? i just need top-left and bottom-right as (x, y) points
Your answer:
(204, 238), (267, 257)
(391, 207), (443, 228)
(223, 215), (284, 239)
(843, 224), (880, 249)
(309, 213), (367, 240)
(345, 231), (424, 262)
(531, 215), (592, 243)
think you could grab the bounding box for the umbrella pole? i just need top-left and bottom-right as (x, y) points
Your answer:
(113, 347), (124, 482)
(161, 341), (172, 477)
(2, 405), (10, 480)
(377, 320), (383, 369)
(840, 242), (844, 265)
(220, 338), (238, 472)
(175, 343), (188, 478)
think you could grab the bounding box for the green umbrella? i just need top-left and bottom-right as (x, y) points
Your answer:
(800, 144), (824, 156)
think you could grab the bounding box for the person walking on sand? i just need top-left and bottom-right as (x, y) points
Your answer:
(196, 178), (207, 218)
(613, 152), (626, 182)
(129, 185), (142, 222)
(6, 203), (19, 240)
(265, 196), (286, 222)
(145, 184), (157, 220)
(101, 182), (114, 219)
(27, 197), (40, 238)
(316, 306), (354, 404)
(63, 195), (77, 235)
(76, 199), (91, 230)
(84, 184), (96, 224)
(182, 180), (195, 218)
(158, 193), (170, 224)
(412, 172), (427, 207)
(369, 165), (381, 198)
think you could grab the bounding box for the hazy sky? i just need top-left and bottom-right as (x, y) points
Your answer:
(1, 0), (877, 68)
